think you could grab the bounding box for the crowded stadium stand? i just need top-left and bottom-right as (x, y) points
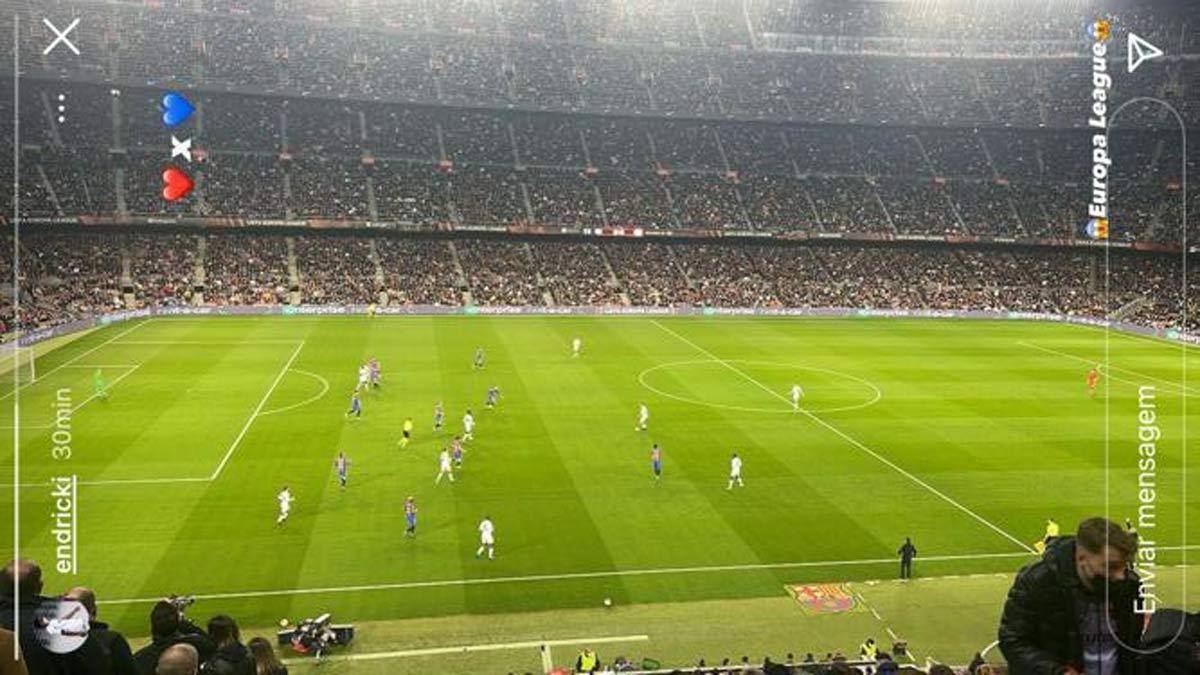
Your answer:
(2, 0), (1199, 671)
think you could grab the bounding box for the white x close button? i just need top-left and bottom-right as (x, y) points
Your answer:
(42, 18), (80, 56)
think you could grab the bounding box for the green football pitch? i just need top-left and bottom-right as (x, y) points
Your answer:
(1, 316), (1196, 663)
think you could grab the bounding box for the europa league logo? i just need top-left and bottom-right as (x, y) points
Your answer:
(1087, 18), (1114, 42)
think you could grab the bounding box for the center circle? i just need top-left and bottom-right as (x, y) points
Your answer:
(637, 360), (882, 414)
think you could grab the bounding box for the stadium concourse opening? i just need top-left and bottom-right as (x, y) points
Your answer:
(4, 0), (1200, 673)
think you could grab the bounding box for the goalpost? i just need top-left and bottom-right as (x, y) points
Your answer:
(7, 342), (36, 384)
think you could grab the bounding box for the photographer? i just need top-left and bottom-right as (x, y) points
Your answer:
(133, 600), (215, 675)
(200, 617), (252, 675)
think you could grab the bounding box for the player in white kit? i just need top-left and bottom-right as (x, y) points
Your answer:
(276, 486), (294, 526)
(463, 409), (475, 441)
(726, 453), (744, 490)
(435, 448), (455, 484)
(476, 515), (495, 560)
(791, 384), (804, 412)
(636, 403), (649, 431)
(572, 337), (582, 358)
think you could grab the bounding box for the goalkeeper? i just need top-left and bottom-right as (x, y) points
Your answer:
(93, 369), (109, 400)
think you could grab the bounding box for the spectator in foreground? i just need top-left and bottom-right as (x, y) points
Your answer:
(203, 615), (253, 675)
(64, 587), (138, 675)
(133, 601), (216, 673)
(0, 627), (27, 675)
(247, 637), (287, 675)
(156, 643), (198, 675)
(998, 517), (1140, 675)
(0, 559), (109, 674)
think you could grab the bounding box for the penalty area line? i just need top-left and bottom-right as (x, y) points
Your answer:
(649, 319), (1036, 554)
(209, 341), (306, 480)
(0, 319), (150, 403)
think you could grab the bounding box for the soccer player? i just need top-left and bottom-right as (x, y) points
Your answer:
(369, 358), (381, 388)
(791, 384), (804, 412)
(485, 385), (501, 409)
(571, 337), (582, 358)
(473, 347), (486, 370)
(1087, 365), (1100, 397)
(434, 401), (445, 431)
(276, 486), (293, 526)
(435, 448), (455, 484)
(357, 363), (370, 392)
(651, 444), (662, 482)
(346, 391), (362, 418)
(476, 515), (495, 560)
(726, 453), (744, 490)
(399, 417), (414, 448)
(404, 496), (417, 537)
(636, 403), (649, 431)
(452, 439), (464, 468)
(334, 451), (350, 489)
(463, 409), (475, 441)
(93, 368), (108, 401)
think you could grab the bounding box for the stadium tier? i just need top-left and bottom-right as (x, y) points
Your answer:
(3, 0), (1200, 673)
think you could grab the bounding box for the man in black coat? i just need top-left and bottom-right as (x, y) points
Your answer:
(0, 559), (112, 675)
(132, 602), (215, 675)
(999, 517), (1142, 675)
(63, 588), (136, 675)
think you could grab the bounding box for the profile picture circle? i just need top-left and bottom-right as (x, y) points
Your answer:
(33, 599), (89, 654)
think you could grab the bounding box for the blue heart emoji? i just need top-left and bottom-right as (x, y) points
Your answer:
(161, 92), (194, 128)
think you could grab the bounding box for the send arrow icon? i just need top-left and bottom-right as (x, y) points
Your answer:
(1127, 33), (1163, 73)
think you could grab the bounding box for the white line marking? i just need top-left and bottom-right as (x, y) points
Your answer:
(112, 340), (302, 345)
(638, 360), (883, 414)
(281, 634), (650, 665)
(258, 369), (329, 417)
(97, 551), (1038, 606)
(0, 364), (141, 431)
(1019, 340), (1200, 397)
(0, 320), (149, 402)
(209, 341), (306, 480)
(66, 364), (141, 412)
(5, 476), (211, 488)
(61, 364), (140, 369)
(91, 544), (1200, 606)
(649, 319), (1035, 553)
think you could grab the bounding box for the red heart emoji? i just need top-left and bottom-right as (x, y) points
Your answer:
(162, 166), (194, 202)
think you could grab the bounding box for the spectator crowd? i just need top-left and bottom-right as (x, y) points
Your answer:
(5, 231), (1196, 338)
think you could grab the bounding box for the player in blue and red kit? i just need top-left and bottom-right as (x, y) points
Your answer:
(404, 496), (417, 537)
(334, 451), (350, 489)
(346, 391), (362, 417)
(651, 444), (662, 482)
(369, 358), (381, 388)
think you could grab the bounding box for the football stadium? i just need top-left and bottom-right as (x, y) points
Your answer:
(1, 0), (1199, 673)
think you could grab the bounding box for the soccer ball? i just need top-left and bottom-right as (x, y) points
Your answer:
(603, 597), (612, 608)
(279, 619), (289, 628)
